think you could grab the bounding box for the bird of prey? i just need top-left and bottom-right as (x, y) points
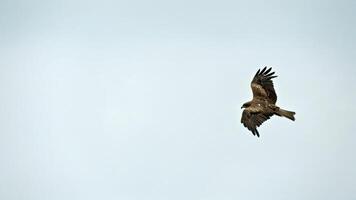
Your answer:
(241, 67), (295, 137)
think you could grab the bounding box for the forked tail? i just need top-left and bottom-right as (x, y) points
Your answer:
(277, 108), (296, 121)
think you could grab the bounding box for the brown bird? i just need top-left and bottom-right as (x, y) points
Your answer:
(241, 67), (295, 137)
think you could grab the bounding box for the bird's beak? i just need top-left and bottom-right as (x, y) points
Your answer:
(241, 106), (243, 109)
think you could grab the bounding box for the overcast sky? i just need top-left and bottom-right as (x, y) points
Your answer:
(1, 0), (356, 199)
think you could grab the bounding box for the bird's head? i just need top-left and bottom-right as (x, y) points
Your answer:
(241, 102), (251, 109)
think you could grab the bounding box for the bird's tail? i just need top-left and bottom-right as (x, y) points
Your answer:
(276, 108), (296, 121)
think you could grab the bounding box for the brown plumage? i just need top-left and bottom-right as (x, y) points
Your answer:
(241, 67), (295, 137)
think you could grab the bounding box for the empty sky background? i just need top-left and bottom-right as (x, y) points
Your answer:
(1, 0), (356, 199)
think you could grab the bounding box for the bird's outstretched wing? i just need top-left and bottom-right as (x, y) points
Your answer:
(251, 67), (278, 103)
(241, 108), (272, 137)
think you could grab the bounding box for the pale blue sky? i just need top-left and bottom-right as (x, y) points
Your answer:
(1, 0), (356, 199)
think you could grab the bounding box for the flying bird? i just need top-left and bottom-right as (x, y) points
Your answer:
(241, 67), (295, 137)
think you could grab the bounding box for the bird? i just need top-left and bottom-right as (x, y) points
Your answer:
(241, 67), (295, 137)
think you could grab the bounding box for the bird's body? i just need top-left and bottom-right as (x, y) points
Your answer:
(241, 67), (295, 137)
